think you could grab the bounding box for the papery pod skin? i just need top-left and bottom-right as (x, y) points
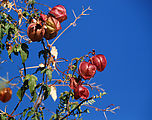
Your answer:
(0, 88), (12, 103)
(74, 85), (89, 100)
(44, 16), (61, 40)
(27, 23), (45, 42)
(69, 77), (80, 90)
(44, 31), (58, 40)
(91, 54), (107, 72)
(46, 16), (62, 32)
(78, 61), (96, 80)
(49, 5), (67, 23)
(40, 13), (47, 22)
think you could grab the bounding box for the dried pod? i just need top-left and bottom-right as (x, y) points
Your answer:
(49, 5), (67, 23)
(44, 31), (58, 40)
(78, 61), (96, 80)
(27, 23), (45, 42)
(40, 13), (47, 22)
(69, 77), (80, 90)
(91, 54), (107, 72)
(0, 88), (12, 103)
(74, 85), (89, 100)
(44, 16), (61, 40)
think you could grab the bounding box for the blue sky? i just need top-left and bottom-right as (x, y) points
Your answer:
(0, 0), (152, 120)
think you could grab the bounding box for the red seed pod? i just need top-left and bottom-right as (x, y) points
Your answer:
(69, 77), (78, 90)
(40, 13), (47, 22)
(44, 31), (58, 40)
(27, 23), (45, 42)
(0, 88), (12, 103)
(44, 16), (61, 40)
(49, 5), (67, 23)
(46, 16), (62, 32)
(78, 61), (96, 80)
(74, 85), (89, 100)
(69, 77), (81, 90)
(91, 54), (107, 72)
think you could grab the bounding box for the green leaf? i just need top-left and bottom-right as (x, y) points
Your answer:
(20, 43), (29, 63)
(5, 23), (10, 35)
(13, 44), (20, 53)
(17, 88), (22, 100)
(27, 110), (34, 117)
(31, 115), (39, 120)
(41, 69), (52, 82)
(0, 114), (7, 120)
(28, 75), (37, 94)
(23, 74), (31, 82)
(46, 69), (52, 82)
(23, 107), (32, 117)
(30, 90), (37, 102)
(17, 80), (28, 100)
(38, 49), (50, 59)
(42, 85), (51, 100)
(17, 87), (26, 100)
(71, 102), (78, 110)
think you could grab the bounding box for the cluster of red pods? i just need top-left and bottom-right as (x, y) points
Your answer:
(0, 87), (12, 103)
(70, 54), (107, 100)
(27, 5), (67, 42)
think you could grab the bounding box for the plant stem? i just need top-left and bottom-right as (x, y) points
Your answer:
(23, 63), (26, 76)
(10, 62), (27, 115)
(60, 97), (93, 120)
(10, 100), (22, 115)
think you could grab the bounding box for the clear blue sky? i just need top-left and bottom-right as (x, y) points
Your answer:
(0, 0), (152, 120)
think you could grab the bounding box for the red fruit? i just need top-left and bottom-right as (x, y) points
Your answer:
(78, 61), (96, 80)
(74, 85), (89, 100)
(44, 31), (58, 40)
(27, 23), (45, 42)
(49, 5), (67, 23)
(69, 77), (78, 90)
(46, 16), (62, 31)
(0, 88), (12, 103)
(69, 77), (81, 90)
(40, 13), (47, 22)
(44, 16), (61, 40)
(91, 54), (107, 72)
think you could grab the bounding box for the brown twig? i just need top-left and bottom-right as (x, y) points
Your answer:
(10, 100), (22, 115)
(50, 6), (92, 46)
(60, 97), (93, 120)
(35, 2), (51, 10)
(10, 63), (27, 115)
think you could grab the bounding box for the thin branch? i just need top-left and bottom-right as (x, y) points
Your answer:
(72, 9), (77, 18)
(35, 2), (51, 10)
(50, 6), (92, 46)
(60, 97), (93, 120)
(22, 63), (26, 76)
(103, 112), (108, 120)
(10, 100), (22, 115)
